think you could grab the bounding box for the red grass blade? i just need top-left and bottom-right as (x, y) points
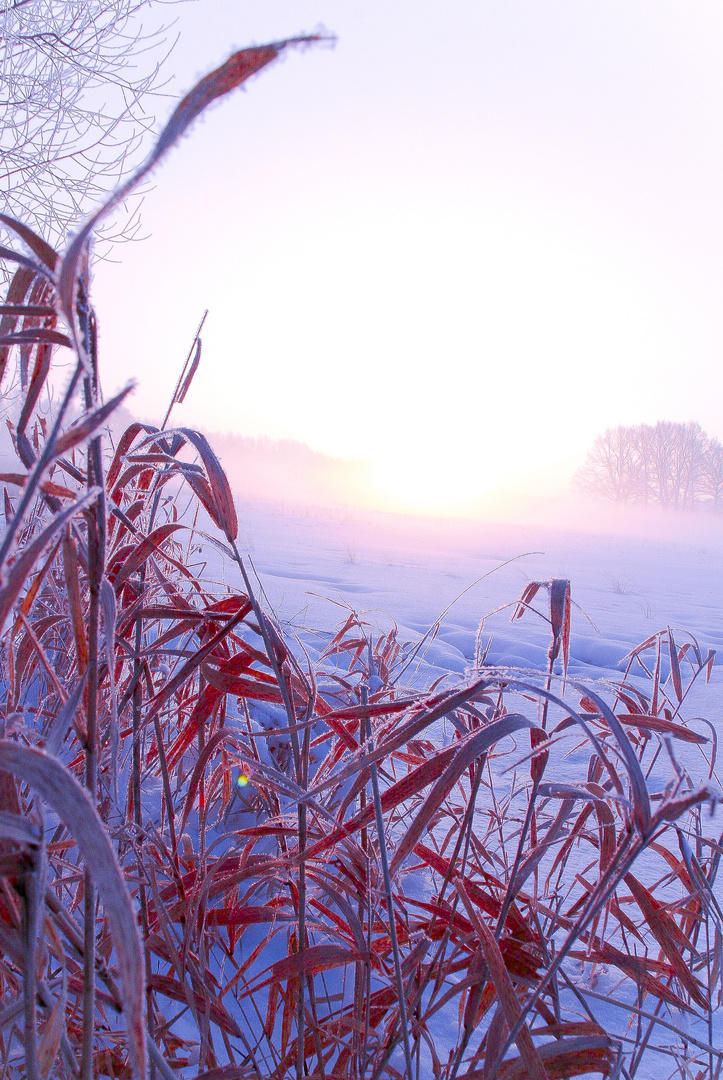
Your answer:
(549, 577), (571, 675)
(571, 682), (651, 834)
(53, 384), (134, 457)
(177, 429), (238, 542)
(616, 712), (707, 743)
(389, 713), (534, 876)
(0, 213), (59, 272)
(668, 627), (683, 702)
(456, 880), (548, 1080)
(111, 522), (185, 591)
(0, 244), (54, 280)
(0, 489), (99, 633)
(625, 872), (707, 1007)
(0, 328), (70, 349)
(0, 267), (35, 382)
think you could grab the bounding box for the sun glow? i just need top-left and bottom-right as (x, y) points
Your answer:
(368, 456), (479, 516)
(87, 0), (723, 523)
(175, 195), (678, 511)
(97, 176), (689, 521)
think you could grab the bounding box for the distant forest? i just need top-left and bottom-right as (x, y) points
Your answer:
(574, 421), (723, 509)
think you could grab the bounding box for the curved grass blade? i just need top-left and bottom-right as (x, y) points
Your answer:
(0, 329), (70, 349)
(176, 428), (237, 541)
(53, 384), (134, 458)
(389, 713), (533, 876)
(455, 880), (548, 1080)
(0, 488), (99, 633)
(58, 36), (331, 333)
(0, 214), (59, 272)
(0, 742), (146, 1080)
(573, 682), (651, 834)
(616, 712), (708, 744)
(0, 245), (54, 280)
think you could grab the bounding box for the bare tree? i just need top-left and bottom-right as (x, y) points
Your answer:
(648, 422), (678, 505)
(575, 420), (723, 511)
(0, 0), (183, 252)
(672, 421), (708, 508)
(573, 426), (645, 503)
(702, 437), (723, 511)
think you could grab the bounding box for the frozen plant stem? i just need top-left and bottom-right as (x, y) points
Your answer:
(0, 357), (83, 571)
(132, 596), (154, 1050)
(357, 704), (372, 1078)
(228, 540), (311, 1078)
(161, 308), (207, 431)
(23, 843), (44, 1080)
(80, 289), (105, 1080)
(496, 588), (560, 938)
(445, 764), (486, 1080)
(497, 828), (643, 1069)
(362, 682), (415, 1080)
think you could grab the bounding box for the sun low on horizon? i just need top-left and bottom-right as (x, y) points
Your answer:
(91, 0), (723, 519)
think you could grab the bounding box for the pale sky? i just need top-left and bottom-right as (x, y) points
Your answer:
(91, 1), (723, 515)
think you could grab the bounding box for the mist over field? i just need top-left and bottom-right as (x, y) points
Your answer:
(93, 2), (723, 514)
(107, 408), (723, 546)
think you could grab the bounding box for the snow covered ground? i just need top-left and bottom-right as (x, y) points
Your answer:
(209, 498), (723, 698)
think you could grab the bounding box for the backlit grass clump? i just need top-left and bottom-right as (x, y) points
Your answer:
(0, 37), (721, 1080)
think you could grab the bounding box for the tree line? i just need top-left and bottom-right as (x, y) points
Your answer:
(574, 421), (723, 510)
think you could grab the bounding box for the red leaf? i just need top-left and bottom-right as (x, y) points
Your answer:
(53, 384), (134, 457)
(0, 490), (98, 636)
(0, 328), (70, 349)
(549, 577), (571, 674)
(668, 627), (683, 702)
(616, 712), (707, 744)
(112, 522), (185, 591)
(0, 213), (59, 272)
(267, 943), (360, 982)
(162, 684), (223, 772)
(512, 581), (543, 620)
(177, 428), (238, 541)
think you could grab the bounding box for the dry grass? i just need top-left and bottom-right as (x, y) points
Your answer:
(0, 36), (721, 1080)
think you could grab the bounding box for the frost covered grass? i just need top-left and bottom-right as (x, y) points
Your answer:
(0, 37), (722, 1080)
